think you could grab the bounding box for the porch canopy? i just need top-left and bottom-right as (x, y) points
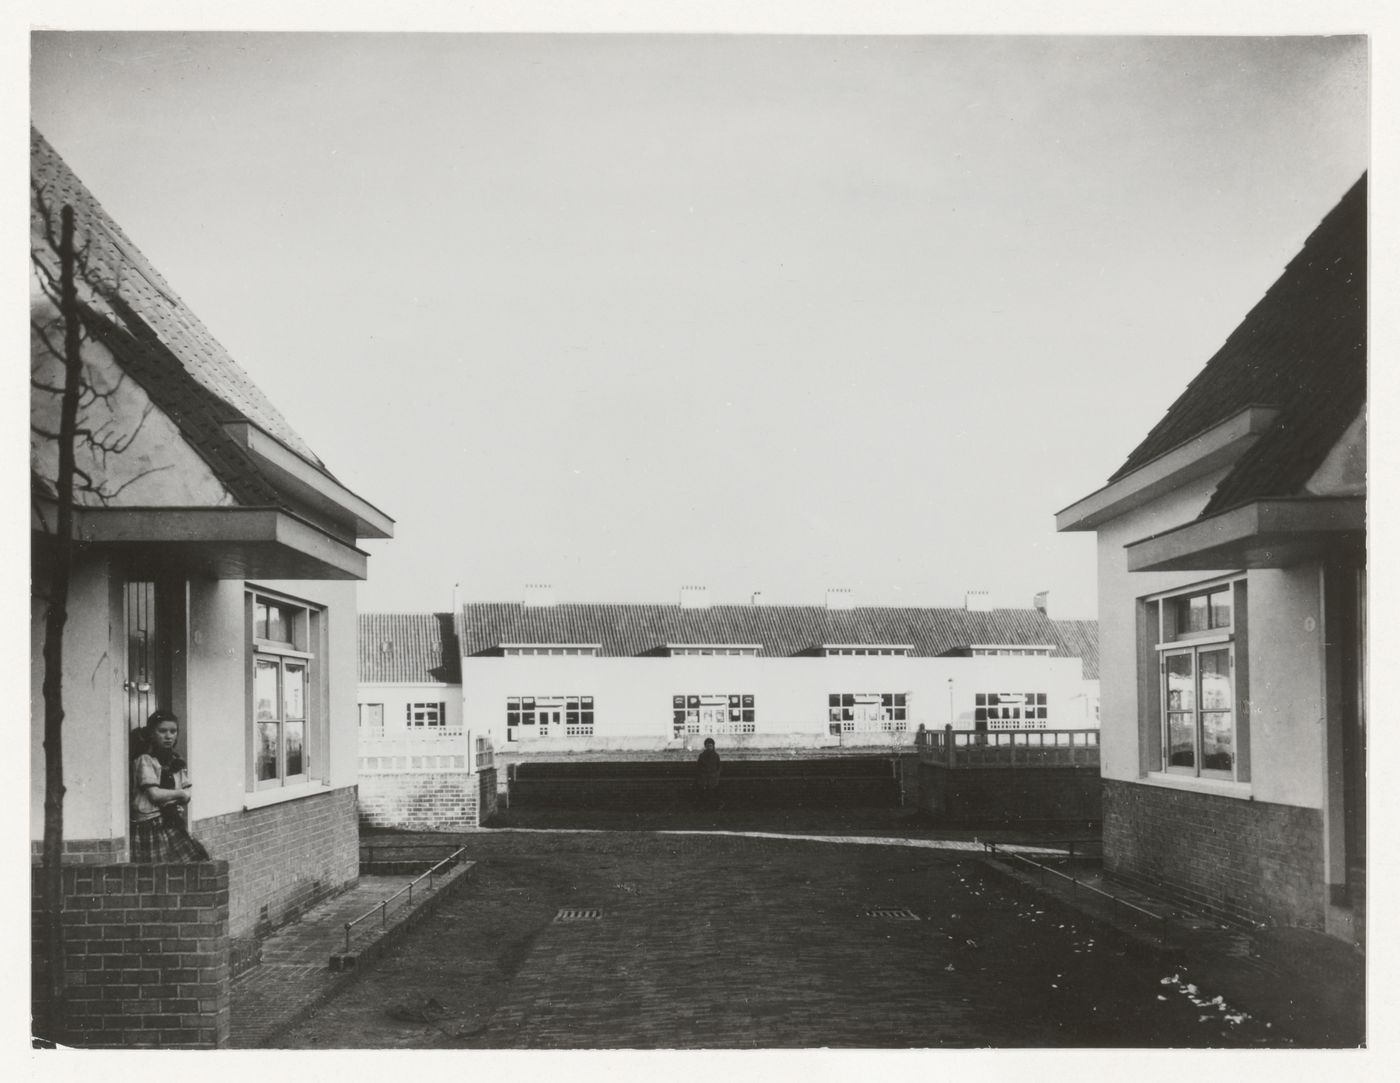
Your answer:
(1124, 496), (1364, 572)
(55, 505), (369, 580)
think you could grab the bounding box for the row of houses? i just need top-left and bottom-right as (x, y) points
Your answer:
(30, 120), (1366, 1048)
(358, 590), (1101, 750)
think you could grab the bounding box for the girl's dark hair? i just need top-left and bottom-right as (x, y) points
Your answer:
(145, 709), (179, 730)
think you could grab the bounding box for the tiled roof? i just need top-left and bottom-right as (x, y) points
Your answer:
(360, 613), (461, 684)
(30, 127), (326, 470)
(1049, 619), (1100, 681)
(1108, 175), (1366, 518)
(459, 602), (1098, 676)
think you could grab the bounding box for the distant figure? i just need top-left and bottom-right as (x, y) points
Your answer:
(697, 738), (722, 806)
(131, 710), (210, 862)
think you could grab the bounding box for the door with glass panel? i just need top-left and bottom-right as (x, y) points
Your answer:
(253, 656), (307, 786)
(1163, 644), (1233, 777)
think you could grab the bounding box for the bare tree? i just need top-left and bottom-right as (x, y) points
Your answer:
(30, 181), (160, 1045)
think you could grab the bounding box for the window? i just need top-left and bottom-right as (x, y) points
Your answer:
(359, 703), (384, 737)
(673, 693), (755, 736)
(822, 645), (912, 657)
(970, 645), (1053, 657)
(407, 702), (447, 727)
(828, 692), (908, 734)
(974, 692), (1048, 729)
(507, 694), (593, 740)
(501, 644), (600, 656)
(668, 645), (761, 657)
(250, 590), (322, 790)
(1154, 580), (1244, 779)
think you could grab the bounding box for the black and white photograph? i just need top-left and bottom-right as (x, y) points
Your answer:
(20, 1), (1384, 1059)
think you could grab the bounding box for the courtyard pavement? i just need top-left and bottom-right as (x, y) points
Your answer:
(242, 816), (1363, 1049)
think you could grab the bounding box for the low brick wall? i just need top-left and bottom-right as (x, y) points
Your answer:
(29, 838), (128, 864)
(507, 759), (900, 809)
(1102, 779), (1324, 929)
(916, 763), (1101, 824)
(31, 862), (230, 1049)
(359, 768), (499, 830)
(194, 786), (359, 944)
(478, 767), (498, 821)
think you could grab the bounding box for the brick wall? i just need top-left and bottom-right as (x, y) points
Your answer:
(478, 767), (499, 822)
(30, 837), (127, 864)
(31, 862), (230, 1049)
(359, 768), (499, 830)
(193, 786), (358, 944)
(508, 775), (900, 809)
(1102, 778), (1325, 928)
(916, 764), (1101, 824)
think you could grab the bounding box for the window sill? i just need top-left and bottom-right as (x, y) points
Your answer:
(243, 780), (333, 811)
(1141, 772), (1252, 799)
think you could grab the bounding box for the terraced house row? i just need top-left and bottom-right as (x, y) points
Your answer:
(359, 588), (1101, 752)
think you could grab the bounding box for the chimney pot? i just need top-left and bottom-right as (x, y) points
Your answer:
(523, 583), (555, 607)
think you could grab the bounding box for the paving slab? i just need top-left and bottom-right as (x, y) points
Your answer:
(229, 862), (474, 1048)
(274, 828), (1351, 1049)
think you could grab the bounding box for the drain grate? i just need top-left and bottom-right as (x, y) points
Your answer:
(864, 907), (920, 921)
(554, 908), (603, 923)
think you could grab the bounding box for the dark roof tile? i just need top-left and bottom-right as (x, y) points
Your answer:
(30, 127), (327, 471)
(1108, 175), (1366, 518)
(457, 602), (1098, 677)
(360, 613), (461, 684)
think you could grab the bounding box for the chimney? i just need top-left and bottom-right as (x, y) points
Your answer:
(679, 585), (709, 609)
(1033, 590), (1050, 618)
(751, 591), (764, 607)
(523, 582), (555, 608)
(965, 590), (992, 612)
(826, 588), (855, 610)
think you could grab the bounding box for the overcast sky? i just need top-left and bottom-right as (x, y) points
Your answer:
(29, 31), (1368, 618)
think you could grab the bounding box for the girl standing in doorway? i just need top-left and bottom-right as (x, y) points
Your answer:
(131, 710), (209, 862)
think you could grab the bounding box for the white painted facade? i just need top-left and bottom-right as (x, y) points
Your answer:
(1089, 471), (1328, 807)
(461, 654), (1097, 753)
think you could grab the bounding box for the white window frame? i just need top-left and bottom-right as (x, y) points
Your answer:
(506, 694), (594, 740)
(974, 691), (1049, 729)
(666, 644), (762, 657)
(500, 643), (601, 656)
(673, 692), (756, 735)
(822, 645), (913, 657)
(406, 701), (447, 728)
(1153, 577), (1242, 781)
(249, 589), (321, 792)
(359, 702), (385, 737)
(827, 691), (909, 733)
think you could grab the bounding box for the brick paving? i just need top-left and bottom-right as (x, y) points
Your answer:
(229, 864), (472, 1048)
(270, 827), (1356, 1049)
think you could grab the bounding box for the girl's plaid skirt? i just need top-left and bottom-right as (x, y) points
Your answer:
(131, 815), (209, 863)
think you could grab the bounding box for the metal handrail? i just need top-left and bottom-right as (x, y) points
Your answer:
(343, 846), (466, 954)
(984, 841), (1169, 945)
(360, 840), (464, 867)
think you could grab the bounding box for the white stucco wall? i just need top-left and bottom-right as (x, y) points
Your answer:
(30, 314), (233, 509)
(31, 543), (362, 849)
(461, 654), (1095, 750)
(357, 682), (464, 734)
(1092, 470), (1327, 809)
(1244, 567), (1325, 808)
(30, 555), (127, 844)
